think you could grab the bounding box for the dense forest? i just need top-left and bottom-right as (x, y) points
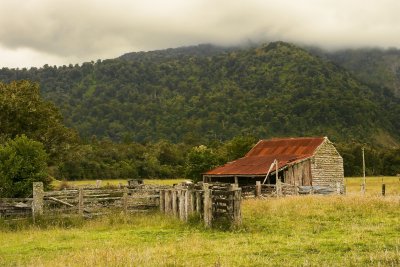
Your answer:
(1, 42), (400, 186)
(307, 46), (400, 97)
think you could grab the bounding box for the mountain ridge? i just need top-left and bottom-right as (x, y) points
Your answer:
(0, 41), (399, 147)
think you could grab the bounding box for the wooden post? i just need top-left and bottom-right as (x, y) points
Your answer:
(234, 176), (238, 185)
(159, 190), (165, 213)
(276, 160), (281, 197)
(362, 147), (366, 196)
(172, 190), (178, 217)
(184, 189), (190, 221)
(123, 187), (128, 215)
(196, 191), (202, 215)
(382, 184), (386, 196)
(255, 181), (261, 197)
(165, 190), (171, 214)
(78, 188), (84, 215)
(96, 180), (102, 188)
(179, 190), (185, 220)
(189, 190), (195, 216)
(233, 188), (242, 226)
(203, 183), (212, 228)
(32, 182), (44, 220)
(336, 181), (341, 195)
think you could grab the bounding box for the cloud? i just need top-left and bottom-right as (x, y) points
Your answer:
(1, 0), (400, 67)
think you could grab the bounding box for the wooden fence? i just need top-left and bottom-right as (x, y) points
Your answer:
(0, 182), (161, 220)
(242, 181), (341, 198)
(159, 183), (242, 227)
(1, 182), (242, 228)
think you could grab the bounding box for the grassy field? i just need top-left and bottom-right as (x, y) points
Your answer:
(1, 177), (398, 266)
(345, 176), (400, 196)
(1, 195), (399, 266)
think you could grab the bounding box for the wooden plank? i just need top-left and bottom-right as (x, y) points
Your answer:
(255, 181), (261, 197)
(123, 187), (128, 215)
(159, 190), (165, 213)
(78, 188), (84, 215)
(46, 197), (74, 207)
(203, 183), (212, 228)
(179, 190), (185, 221)
(213, 198), (232, 204)
(172, 190), (178, 217)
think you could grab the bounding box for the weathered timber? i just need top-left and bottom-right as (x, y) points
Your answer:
(159, 190), (165, 212)
(123, 187), (128, 214)
(255, 181), (261, 197)
(179, 190), (185, 220)
(78, 188), (84, 215)
(203, 184), (212, 228)
(172, 190), (178, 216)
(46, 197), (74, 207)
(32, 182), (44, 218)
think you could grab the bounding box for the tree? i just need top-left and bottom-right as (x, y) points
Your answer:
(219, 135), (258, 162)
(185, 145), (220, 182)
(0, 135), (50, 197)
(0, 80), (78, 164)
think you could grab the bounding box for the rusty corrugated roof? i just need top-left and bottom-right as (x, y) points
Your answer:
(205, 137), (325, 176)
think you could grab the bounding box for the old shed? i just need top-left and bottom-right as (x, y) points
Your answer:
(203, 137), (344, 191)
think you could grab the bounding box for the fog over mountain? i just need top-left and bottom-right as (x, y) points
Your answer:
(1, 0), (400, 68)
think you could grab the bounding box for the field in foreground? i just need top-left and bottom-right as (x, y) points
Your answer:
(1, 196), (399, 266)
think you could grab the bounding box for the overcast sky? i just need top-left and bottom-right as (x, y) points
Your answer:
(1, 0), (400, 68)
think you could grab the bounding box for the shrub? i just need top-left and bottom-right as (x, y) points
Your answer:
(0, 135), (50, 197)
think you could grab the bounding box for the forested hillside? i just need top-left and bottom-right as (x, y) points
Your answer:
(308, 47), (400, 98)
(1, 42), (399, 147)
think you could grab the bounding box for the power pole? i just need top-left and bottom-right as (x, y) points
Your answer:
(362, 147), (366, 195)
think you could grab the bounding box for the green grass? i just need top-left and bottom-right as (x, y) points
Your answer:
(1, 196), (399, 266)
(345, 176), (400, 196)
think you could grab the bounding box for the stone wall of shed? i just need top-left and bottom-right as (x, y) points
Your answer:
(310, 139), (344, 190)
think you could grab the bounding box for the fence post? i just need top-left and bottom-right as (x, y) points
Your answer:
(123, 187), (128, 215)
(159, 190), (165, 213)
(196, 191), (202, 215)
(179, 190), (185, 220)
(172, 189), (178, 217)
(382, 184), (386, 196)
(203, 183), (212, 228)
(78, 188), (84, 215)
(255, 181), (261, 197)
(183, 189), (189, 221)
(233, 188), (242, 226)
(276, 179), (281, 197)
(165, 190), (171, 214)
(32, 182), (44, 220)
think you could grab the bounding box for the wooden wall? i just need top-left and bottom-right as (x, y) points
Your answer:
(310, 139), (344, 189)
(284, 159), (312, 186)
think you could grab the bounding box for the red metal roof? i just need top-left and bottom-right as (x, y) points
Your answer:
(205, 137), (325, 176)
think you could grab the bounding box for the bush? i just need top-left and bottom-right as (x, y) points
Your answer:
(0, 135), (50, 197)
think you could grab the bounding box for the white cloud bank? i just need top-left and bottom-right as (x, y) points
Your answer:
(1, 0), (400, 68)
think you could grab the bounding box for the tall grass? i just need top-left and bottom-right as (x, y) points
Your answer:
(1, 195), (399, 266)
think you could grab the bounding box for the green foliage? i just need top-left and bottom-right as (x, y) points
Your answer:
(1, 42), (399, 146)
(56, 139), (189, 180)
(0, 135), (50, 197)
(337, 143), (400, 176)
(218, 135), (258, 162)
(0, 81), (78, 163)
(185, 145), (221, 182)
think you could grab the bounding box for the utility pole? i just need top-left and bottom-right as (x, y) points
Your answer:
(362, 147), (366, 195)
